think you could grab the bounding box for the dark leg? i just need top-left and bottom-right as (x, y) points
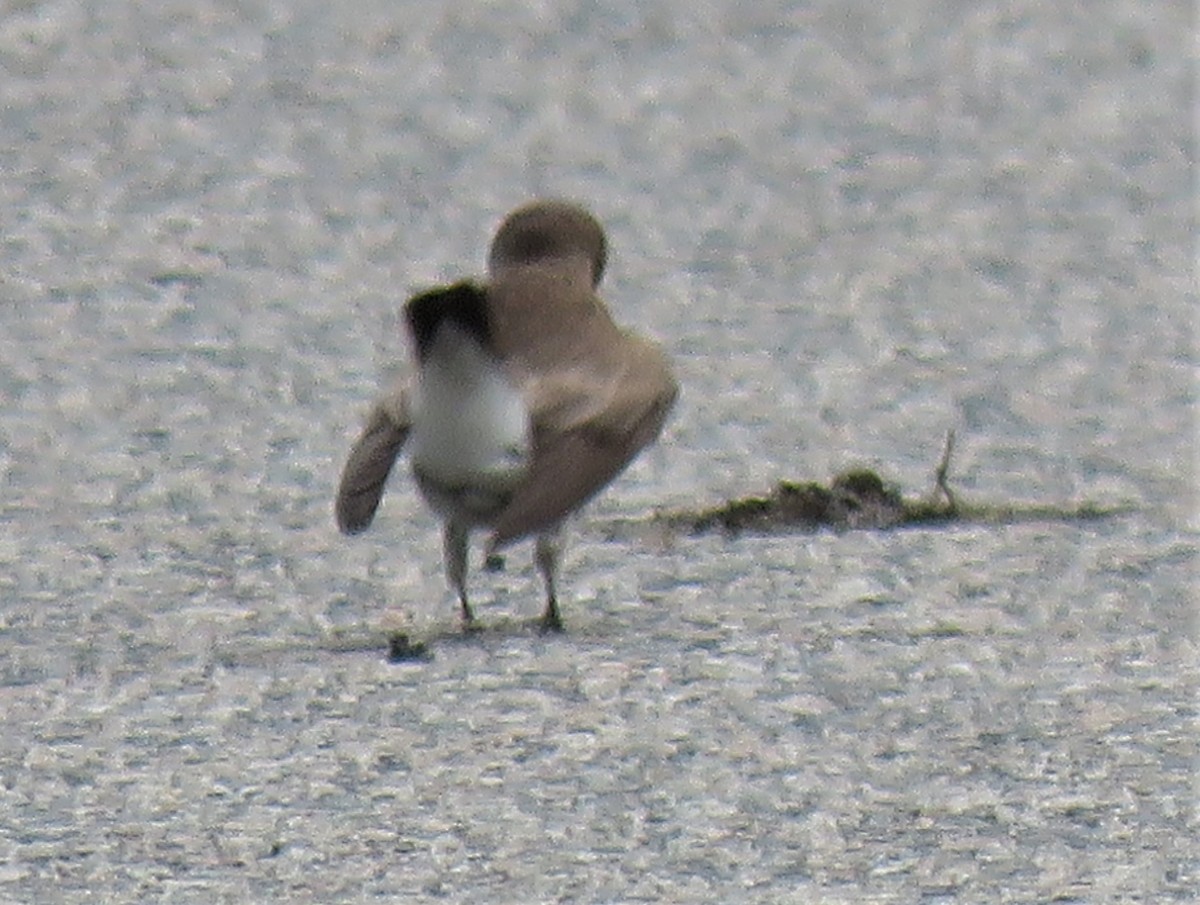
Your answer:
(535, 531), (564, 632)
(443, 522), (478, 629)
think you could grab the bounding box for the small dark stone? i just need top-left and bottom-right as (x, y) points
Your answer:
(387, 632), (431, 663)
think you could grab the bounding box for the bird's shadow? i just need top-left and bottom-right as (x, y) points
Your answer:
(386, 617), (567, 662)
(317, 612), (582, 665)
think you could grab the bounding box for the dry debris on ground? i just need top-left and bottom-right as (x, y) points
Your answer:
(660, 431), (1126, 537)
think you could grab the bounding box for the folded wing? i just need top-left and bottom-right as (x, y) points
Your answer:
(491, 337), (677, 546)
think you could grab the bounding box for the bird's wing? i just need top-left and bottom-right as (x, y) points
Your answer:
(490, 337), (677, 546)
(335, 388), (411, 535)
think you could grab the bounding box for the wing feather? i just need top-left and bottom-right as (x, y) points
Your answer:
(335, 390), (411, 535)
(491, 339), (677, 546)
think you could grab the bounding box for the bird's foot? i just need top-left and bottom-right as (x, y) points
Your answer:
(459, 598), (483, 633)
(539, 608), (565, 634)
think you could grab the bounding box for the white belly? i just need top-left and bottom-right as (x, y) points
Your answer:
(409, 324), (529, 520)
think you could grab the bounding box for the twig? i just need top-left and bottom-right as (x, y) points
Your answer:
(933, 429), (958, 513)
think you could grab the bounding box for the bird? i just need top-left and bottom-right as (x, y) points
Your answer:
(335, 200), (678, 632)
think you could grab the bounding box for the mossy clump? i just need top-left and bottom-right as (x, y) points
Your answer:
(671, 468), (912, 536)
(657, 440), (1128, 538)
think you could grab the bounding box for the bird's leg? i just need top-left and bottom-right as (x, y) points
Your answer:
(443, 521), (478, 630)
(535, 529), (564, 632)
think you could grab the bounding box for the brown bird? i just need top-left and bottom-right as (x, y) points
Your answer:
(335, 201), (678, 631)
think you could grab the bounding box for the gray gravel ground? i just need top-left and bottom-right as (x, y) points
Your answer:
(0, 1), (1195, 902)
